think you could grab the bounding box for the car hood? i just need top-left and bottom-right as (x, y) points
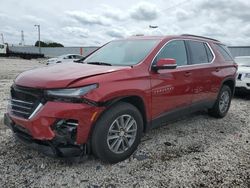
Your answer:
(237, 66), (250, 73)
(15, 63), (129, 89)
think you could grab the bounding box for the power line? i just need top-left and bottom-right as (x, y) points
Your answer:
(160, 0), (190, 12)
(115, 0), (190, 30)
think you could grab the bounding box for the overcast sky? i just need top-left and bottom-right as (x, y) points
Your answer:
(1, 0), (250, 46)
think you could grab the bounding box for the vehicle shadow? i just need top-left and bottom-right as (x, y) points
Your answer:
(234, 92), (250, 100)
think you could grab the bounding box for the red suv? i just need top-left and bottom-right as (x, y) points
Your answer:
(4, 34), (237, 163)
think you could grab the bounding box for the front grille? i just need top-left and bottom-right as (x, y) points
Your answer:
(10, 85), (43, 119)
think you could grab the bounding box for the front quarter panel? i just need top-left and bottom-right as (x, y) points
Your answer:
(69, 66), (152, 121)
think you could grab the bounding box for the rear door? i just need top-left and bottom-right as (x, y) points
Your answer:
(150, 40), (193, 119)
(186, 40), (217, 104)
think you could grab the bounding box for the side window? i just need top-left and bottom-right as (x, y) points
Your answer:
(155, 40), (187, 66)
(215, 44), (234, 61)
(188, 41), (210, 64)
(0, 45), (3, 49)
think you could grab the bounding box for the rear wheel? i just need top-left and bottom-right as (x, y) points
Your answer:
(91, 102), (143, 163)
(208, 85), (232, 118)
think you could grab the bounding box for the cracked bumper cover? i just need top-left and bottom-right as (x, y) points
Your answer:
(4, 113), (84, 157)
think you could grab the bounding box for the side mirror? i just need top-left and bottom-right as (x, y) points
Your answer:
(152, 58), (177, 71)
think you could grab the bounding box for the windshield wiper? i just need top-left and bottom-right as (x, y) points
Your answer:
(74, 57), (86, 63)
(86, 62), (112, 66)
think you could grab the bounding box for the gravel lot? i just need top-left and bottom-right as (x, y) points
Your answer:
(0, 58), (249, 188)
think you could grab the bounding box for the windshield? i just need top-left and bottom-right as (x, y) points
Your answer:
(84, 39), (160, 66)
(235, 57), (250, 66)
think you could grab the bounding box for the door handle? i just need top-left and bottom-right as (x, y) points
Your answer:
(215, 67), (220, 72)
(184, 71), (192, 77)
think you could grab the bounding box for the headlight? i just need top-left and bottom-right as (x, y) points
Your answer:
(245, 73), (250, 78)
(45, 84), (98, 99)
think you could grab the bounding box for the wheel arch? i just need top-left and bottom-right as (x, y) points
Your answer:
(221, 78), (235, 95)
(87, 95), (148, 154)
(89, 95), (148, 139)
(104, 95), (148, 133)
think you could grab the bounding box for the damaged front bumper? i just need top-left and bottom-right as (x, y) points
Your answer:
(4, 113), (87, 158)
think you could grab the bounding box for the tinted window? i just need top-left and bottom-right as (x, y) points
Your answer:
(204, 44), (214, 62)
(75, 55), (82, 59)
(215, 44), (234, 61)
(155, 40), (188, 66)
(188, 41), (209, 64)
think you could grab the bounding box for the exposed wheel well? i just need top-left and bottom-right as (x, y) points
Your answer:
(222, 79), (235, 95)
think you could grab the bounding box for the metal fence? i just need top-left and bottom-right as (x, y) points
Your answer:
(9, 46), (98, 58)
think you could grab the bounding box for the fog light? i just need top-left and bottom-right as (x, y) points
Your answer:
(53, 119), (78, 144)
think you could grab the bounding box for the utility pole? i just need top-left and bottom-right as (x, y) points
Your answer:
(34, 24), (41, 53)
(20, 30), (25, 46)
(1, 33), (4, 43)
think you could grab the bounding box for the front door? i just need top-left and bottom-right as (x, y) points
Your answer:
(150, 40), (193, 120)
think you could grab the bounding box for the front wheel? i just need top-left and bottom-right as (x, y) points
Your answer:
(91, 102), (143, 163)
(208, 85), (232, 118)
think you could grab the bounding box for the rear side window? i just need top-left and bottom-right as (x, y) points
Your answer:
(187, 41), (213, 64)
(155, 40), (188, 66)
(215, 44), (234, 61)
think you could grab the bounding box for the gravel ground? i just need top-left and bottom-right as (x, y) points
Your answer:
(0, 58), (249, 188)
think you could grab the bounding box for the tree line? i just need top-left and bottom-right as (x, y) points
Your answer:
(35, 41), (64, 47)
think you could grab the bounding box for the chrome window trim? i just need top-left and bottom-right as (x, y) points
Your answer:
(150, 38), (216, 70)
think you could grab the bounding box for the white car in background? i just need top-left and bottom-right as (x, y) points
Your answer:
(46, 54), (84, 65)
(234, 56), (250, 93)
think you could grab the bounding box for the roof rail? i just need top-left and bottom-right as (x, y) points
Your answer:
(181, 34), (220, 42)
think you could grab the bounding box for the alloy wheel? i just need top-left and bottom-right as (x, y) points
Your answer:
(107, 114), (137, 154)
(219, 90), (230, 114)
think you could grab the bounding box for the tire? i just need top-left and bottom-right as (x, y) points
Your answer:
(208, 85), (232, 118)
(91, 102), (143, 163)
